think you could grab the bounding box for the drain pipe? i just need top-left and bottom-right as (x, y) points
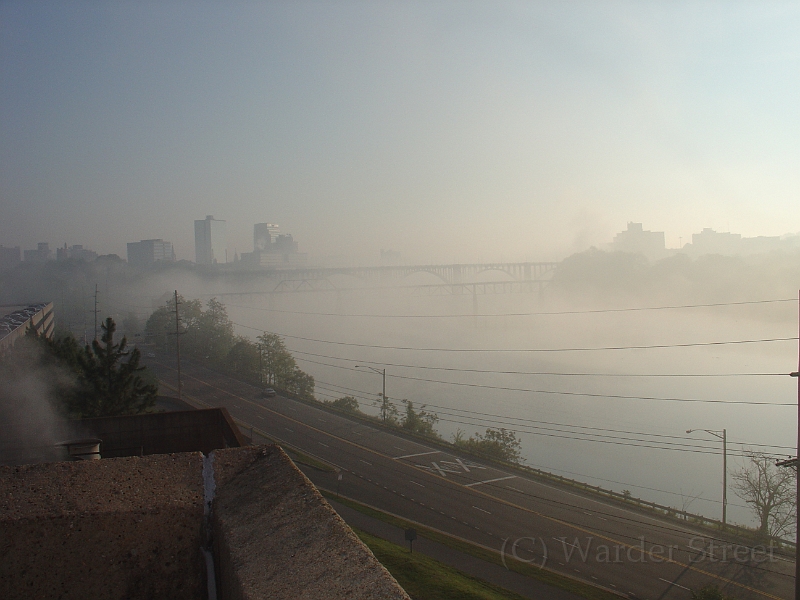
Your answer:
(202, 452), (218, 600)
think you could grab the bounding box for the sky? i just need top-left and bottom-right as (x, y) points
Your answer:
(2, 1), (799, 264)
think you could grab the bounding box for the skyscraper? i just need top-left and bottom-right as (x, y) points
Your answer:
(194, 215), (227, 264)
(254, 223), (280, 250)
(127, 239), (176, 267)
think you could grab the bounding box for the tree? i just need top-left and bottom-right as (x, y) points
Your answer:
(732, 451), (796, 538)
(401, 400), (439, 437)
(68, 317), (157, 418)
(226, 337), (261, 380)
(325, 396), (361, 414)
(452, 427), (523, 463)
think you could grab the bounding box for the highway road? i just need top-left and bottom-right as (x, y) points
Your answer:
(145, 355), (795, 600)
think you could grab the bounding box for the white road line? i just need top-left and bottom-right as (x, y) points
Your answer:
(360, 459), (372, 466)
(472, 506), (492, 515)
(318, 442), (329, 448)
(506, 485), (524, 493)
(465, 475), (516, 488)
(256, 415), (265, 420)
(285, 428), (294, 433)
(410, 481), (425, 488)
(455, 458), (470, 472)
(658, 578), (691, 591)
(393, 450), (440, 460)
(394, 446), (405, 451)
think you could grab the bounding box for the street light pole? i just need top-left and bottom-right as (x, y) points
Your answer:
(356, 365), (387, 422)
(686, 428), (727, 526)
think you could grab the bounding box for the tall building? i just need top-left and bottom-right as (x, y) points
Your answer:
(56, 244), (97, 262)
(127, 239), (176, 267)
(24, 243), (53, 263)
(194, 215), (227, 265)
(241, 224), (306, 268)
(611, 223), (665, 261)
(254, 223), (280, 250)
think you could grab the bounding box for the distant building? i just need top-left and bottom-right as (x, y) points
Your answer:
(0, 245), (21, 270)
(254, 223), (280, 250)
(194, 215), (226, 265)
(241, 223), (307, 268)
(23, 243), (53, 263)
(611, 223), (665, 261)
(0, 302), (54, 355)
(127, 239), (176, 267)
(56, 244), (97, 262)
(683, 228), (784, 257)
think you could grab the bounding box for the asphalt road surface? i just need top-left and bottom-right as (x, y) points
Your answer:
(145, 354), (795, 600)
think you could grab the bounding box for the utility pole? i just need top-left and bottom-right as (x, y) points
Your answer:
(356, 365), (387, 423)
(382, 368), (386, 423)
(792, 291), (800, 600)
(722, 428), (727, 527)
(174, 290), (183, 401)
(785, 290), (800, 600)
(93, 284), (100, 341)
(686, 428), (727, 526)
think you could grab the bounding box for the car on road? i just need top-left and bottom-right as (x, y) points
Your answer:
(260, 388), (277, 398)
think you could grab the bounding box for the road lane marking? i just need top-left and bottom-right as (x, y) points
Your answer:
(360, 459), (372, 466)
(318, 442), (329, 448)
(393, 450), (440, 460)
(410, 481), (425, 488)
(659, 578), (691, 591)
(506, 486), (523, 493)
(285, 428), (294, 433)
(465, 475), (516, 488)
(156, 370), (784, 600)
(473, 506), (492, 515)
(455, 458), (470, 472)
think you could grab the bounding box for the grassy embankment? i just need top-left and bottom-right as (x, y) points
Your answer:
(323, 491), (620, 600)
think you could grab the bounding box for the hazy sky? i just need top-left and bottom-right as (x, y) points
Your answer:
(2, 2), (798, 263)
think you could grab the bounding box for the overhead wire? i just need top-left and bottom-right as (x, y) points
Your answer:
(298, 356), (795, 406)
(223, 297), (797, 319)
(291, 348), (788, 378)
(313, 385), (787, 458)
(314, 378), (796, 452)
(232, 319), (798, 353)
(162, 356), (795, 566)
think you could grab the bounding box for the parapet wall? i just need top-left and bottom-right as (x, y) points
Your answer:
(0, 445), (409, 600)
(0, 452), (206, 600)
(212, 446), (410, 600)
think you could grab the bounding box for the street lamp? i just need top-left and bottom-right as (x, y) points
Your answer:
(356, 365), (387, 423)
(686, 428), (727, 526)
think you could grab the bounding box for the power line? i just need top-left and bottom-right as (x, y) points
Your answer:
(299, 356), (795, 406)
(291, 348), (787, 378)
(313, 380), (796, 452)
(224, 297), (797, 319)
(231, 320), (798, 354)
(314, 385), (784, 458)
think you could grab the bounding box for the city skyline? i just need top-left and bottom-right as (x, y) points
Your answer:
(1, 3), (798, 263)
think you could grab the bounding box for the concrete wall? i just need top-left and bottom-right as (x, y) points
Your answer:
(75, 407), (246, 458)
(0, 453), (206, 600)
(0, 445), (410, 600)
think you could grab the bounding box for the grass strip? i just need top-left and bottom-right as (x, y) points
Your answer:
(354, 527), (530, 600)
(322, 491), (620, 600)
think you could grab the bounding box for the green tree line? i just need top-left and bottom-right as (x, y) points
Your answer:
(144, 295), (315, 399)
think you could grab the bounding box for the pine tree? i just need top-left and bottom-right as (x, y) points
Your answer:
(70, 317), (157, 417)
